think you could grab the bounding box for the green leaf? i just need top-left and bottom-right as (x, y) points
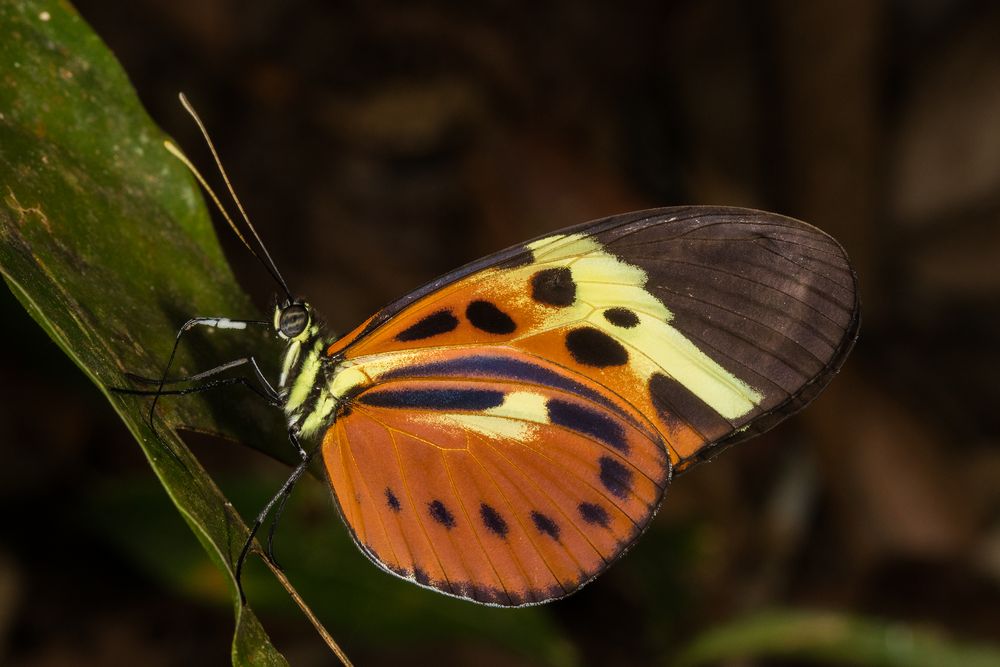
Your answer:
(0, 2), (308, 664)
(675, 609), (1000, 667)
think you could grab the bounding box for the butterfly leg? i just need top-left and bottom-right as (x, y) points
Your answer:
(261, 431), (308, 570)
(115, 356), (281, 407)
(122, 367), (306, 462)
(111, 354), (282, 471)
(263, 486), (294, 571)
(135, 316), (270, 430)
(124, 353), (274, 388)
(117, 317), (274, 432)
(235, 437), (318, 604)
(114, 372), (281, 407)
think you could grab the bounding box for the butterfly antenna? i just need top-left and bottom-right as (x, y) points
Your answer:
(170, 93), (293, 302)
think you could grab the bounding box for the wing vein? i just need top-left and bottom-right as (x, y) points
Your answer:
(466, 441), (574, 594)
(340, 424), (404, 569)
(440, 448), (514, 602)
(472, 436), (610, 567)
(379, 414), (454, 592)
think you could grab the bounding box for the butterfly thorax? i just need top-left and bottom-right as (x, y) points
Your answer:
(274, 302), (337, 438)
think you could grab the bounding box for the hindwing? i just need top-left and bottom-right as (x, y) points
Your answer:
(325, 349), (669, 604)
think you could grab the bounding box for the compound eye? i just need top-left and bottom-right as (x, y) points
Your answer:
(279, 304), (309, 337)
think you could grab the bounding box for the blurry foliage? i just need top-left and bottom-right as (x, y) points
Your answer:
(677, 609), (1000, 667)
(2, 0), (1000, 666)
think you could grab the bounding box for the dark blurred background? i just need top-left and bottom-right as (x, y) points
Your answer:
(3, 1), (1000, 665)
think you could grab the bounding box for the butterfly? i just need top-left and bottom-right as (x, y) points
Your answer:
(134, 96), (859, 608)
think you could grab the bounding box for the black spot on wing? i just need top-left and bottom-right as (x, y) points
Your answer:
(466, 300), (516, 334)
(649, 372), (730, 439)
(385, 487), (401, 512)
(359, 387), (505, 410)
(578, 502), (610, 528)
(603, 307), (639, 328)
(531, 267), (576, 306)
(428, 500), (456, 529)
(395, 309), (458, 341)
(414, 567), (431, 585)
(566, 327), (629, 367)
(480, 503), (509, 538)
(546, 398), (629, 453)
(598, 456), (633, 499)
(531, 511), (560, 540)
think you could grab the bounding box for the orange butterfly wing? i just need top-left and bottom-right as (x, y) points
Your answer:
(319, 206), (858, 604)
(324, 349), (669, 604)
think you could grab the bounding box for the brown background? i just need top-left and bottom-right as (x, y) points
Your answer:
(2, 1), (1000, 665)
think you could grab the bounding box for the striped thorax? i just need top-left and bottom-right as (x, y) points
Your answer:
(275, 301), (336, 439)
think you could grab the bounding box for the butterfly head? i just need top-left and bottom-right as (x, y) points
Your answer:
(274, 300), (313, 342)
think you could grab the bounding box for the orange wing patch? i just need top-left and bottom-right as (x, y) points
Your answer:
(322, 364), (670, 605)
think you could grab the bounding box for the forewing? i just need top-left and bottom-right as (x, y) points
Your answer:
(329, 206), (859, 472)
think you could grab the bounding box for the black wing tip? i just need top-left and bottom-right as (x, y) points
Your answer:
(675, 258), (861, 475)
(664, 205), (862, 474)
